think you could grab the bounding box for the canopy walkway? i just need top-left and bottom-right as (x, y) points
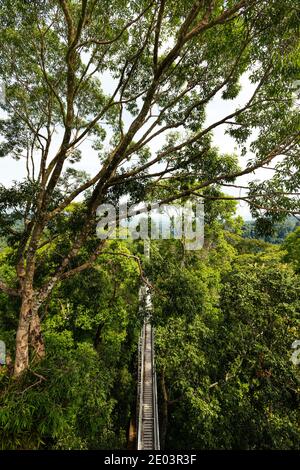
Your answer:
(136, 284), (160, 450)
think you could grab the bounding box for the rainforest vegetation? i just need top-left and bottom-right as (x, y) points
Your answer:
(0, 0), (299, 450)
(0, 204), (300, 449)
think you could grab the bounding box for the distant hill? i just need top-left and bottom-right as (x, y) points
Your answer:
(242, 216), (300, 244)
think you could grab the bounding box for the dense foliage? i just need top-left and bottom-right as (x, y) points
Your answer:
(0, 0), (299, 378)
(0, 0), (299, 451)
(0, 207), (299, 449)
(148, 212), (300, 449)
(0, 240), (141, 449)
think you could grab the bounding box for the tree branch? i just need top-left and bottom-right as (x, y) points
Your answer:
(0, 280), (20, 297)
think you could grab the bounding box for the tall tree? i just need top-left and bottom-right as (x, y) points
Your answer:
(0, 0), (299, 375)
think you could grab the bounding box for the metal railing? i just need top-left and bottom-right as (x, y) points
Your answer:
(137, 321), (145, 450)
(137, 316), (160, 450)
(152, 327), (160, 450)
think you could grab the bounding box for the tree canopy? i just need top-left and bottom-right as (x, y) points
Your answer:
(0, 0), (299, 375)
(0, 0), (299, 451)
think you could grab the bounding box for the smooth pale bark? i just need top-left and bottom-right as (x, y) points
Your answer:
(14, 263), (46, 377)
(14, 293), (32, 377)
(14, 293), (46, 376)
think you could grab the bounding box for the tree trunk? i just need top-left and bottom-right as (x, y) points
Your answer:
(14, 292), (32, 377)
(93, 321), (104, 349)
(29, 308), (45, 362)
(14, 287), (46, 377)
(161, 370), (169, 449)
